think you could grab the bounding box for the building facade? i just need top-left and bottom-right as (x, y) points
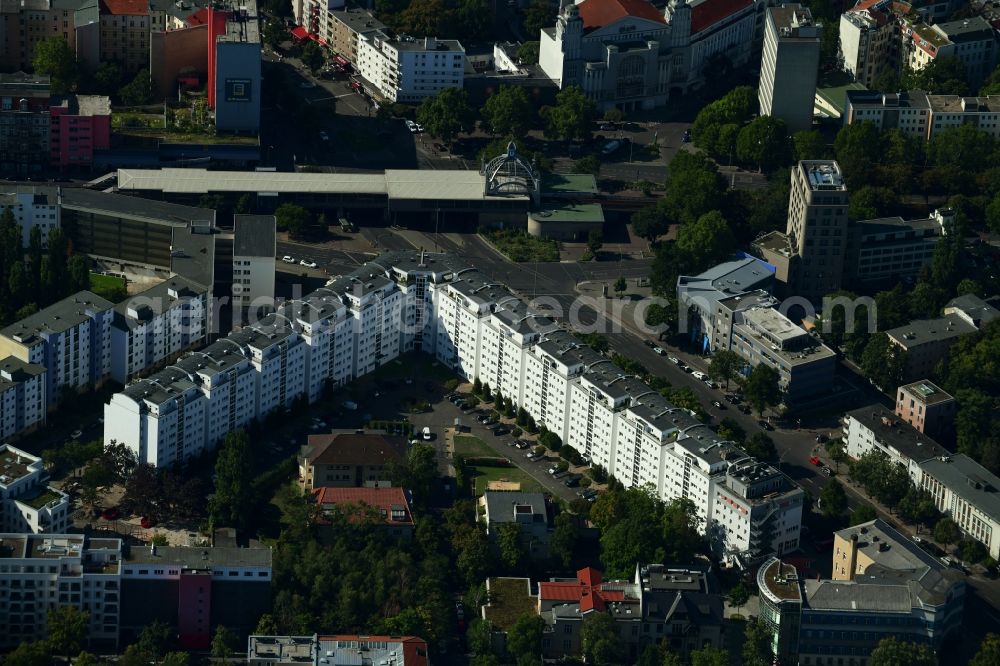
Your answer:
(481, 491), (551, 559)
(918, 455), (1000, 560)
(0, 359), (47, 440)
(98, 0), (151, 76)
(210, 2), (261, 133)
(839, 1), (897, 88)
(0, 72), (52, 176)
(355, 34), (464, 104)
(0, 186), (60, 247)
(901, 15), (997, 89)
(49, 94), (111, 170)
(0, 445), (68, 534)
(843, 404), (950, 483)
(843, 208), (949, 284)
(845, 90), (1000, 142)
(298, 432), (407, 490)
(231, 215), (276, 318)
(895, 379), (955, 441)
(104, 250), (804, 563)
(248, 635), (429, 666)
(758, 4), (821, 133)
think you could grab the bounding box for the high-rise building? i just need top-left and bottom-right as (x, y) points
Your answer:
(208, 0), (261, 133)
(786, 160), (850, 300)
(759, 4), (822, 133)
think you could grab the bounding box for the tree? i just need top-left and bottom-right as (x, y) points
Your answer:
(73, 652), (109, 666)
(859, 333), (906, 392)
(727, 581), (750, 615)
(735, 116), (792, 172)
(834, 121), (883, 188)
(33, 37), (78, 94)
(743, 364), (782, 416)
(675, 210), (735, 273)
(275, 203), (311, 239)
(134, 620), (173, 661)
(3, 641), (50, 666)
(497, 522), (526, 571)
(663, 151), (726, 226)
(897, 486), (940, 528)
(869, 637), (935, 666)
(390, 442), (438, 506)
(826, 438), (848, 472)
(542, 85), (596, 142)
(48, 606), (89, 656)
(742, 617), (773, 666)
(904, 55), (968, 95)
(819, 480), (848, 518)
(793, 130), (827, 161)
(120, 462), (160, 517)
(661, 497), (705, 563)
(517, 41), (540, 65)
(631, 203), (670, 241)
(263, 20), (287, 48)
(551, 512), (578, 569)
(580, 613), (622, 665)
(482, 86), (533, 138)
(120, 69), (154, 106)
(587, 229), (604, 256)
(211, 625), (236, 659)
(506, 613), (544, 662)
(849, 185), (898, 220)
(972, 633), (1000, 666)
(523, 0), (557, 38)
(934, 517), (962, 547)
(92, 61), (123, 96)
(690, 646), (729, 666)
(80, 461), (115, 508)
(210, 430), (254, 530)
(708, 350), (743, 389)
(300, 41), (325, 72)
(744, 432), (777, 462)
(417, 88), (475, 143)
(161, 653), (190, 666)
(614, 275), (627, 296)
(850, 503), (878, 525)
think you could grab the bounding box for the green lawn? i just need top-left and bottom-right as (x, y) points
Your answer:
(454, 435), (497, 458)
(89, 273), (127, 303)
(484, 577), (536, 631)
(470, 464), (542, 496)
(481, 229), (560, 263)
(19, 487), (63, 510)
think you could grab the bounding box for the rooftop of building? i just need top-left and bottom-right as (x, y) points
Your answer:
(0, 356), (46, 388)
(835, 518), (942, 573)
(538, 567), (635, 612)
(935, 15), (994, 40)
(482, 490), (548, 524)
(51, 94), (111, 116)
(0, 185), (60, 207)
(113, 275), (206, 324)
(0, 534), (105, 560)
(62, 187), (215, 226)
(233, 214), (276, 258)
(328, 7), (387, 33)
(0, 445), (40, 487)
(638, 564), (713, 593)
(170, 225), (215, 290)
(804, 578), (913, 612)
(884, 312), (977, 348)
(125, 542), (272, 568)
(576, 0), (666, 31)
(99, 0), (149, 15)
(249, 635), (428, 666)
(221, 0), (259, 43)
(753, 230), (793, 257)
(846, 88), (930, 109)
(846, 404), (951, 462)
(312, 486), (414, 526)
(716, 289), (777, 313)
(16, 486), (67, 510)
(919, 454), (1000, 520)
(529, 203), (604, 224)
(0, 71), (51, 92)
(799, 160), (846, 190)
(390, 35), (463, 52)
(535, 330), (606, 369)
(768, 3), (821, 39)
(945, 293), (1000, 327)
(691, 0), (754, 35)
(484, 577), (536, 631)
(301, 432), (408, 467)
(542, 172), (599, 195)
(735, 306), (836, 366)
(0, 291), (114, 344)
(678, 256), (775, 304)
(898, 379), (953, 405)
(854, 213), (944, 237)
(926, 94), (1000, 113)
(758, 557), (802, 602)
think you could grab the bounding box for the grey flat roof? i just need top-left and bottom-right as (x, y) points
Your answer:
(885, 313), (976, 348)
(125, 544), (271, 568)
(936, 15), (994, 40)
(804, 579), (914, 613)
(1, 291), (113, 344)
(846, 404), (950, 463)
(233, 215), (276, 258)
(845, 89), (930, 109)
(919, 454), (1000, 519)
(0, 185), (60, 206)
(946, 293), (999, 327)
(0, 357), (46, 388)
(329, 7), (387, 33)
(391, 36), (463, 52)
(170, 226), (215, 289)
(834, 519), (942, 574)
(61, 187), (215, 226)
(483, 491), (547, 523)
(113, 276), (207, 325)
(899, 380), (953, 406)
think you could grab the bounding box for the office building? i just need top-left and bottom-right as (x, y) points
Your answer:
(0, 359), (47, 441)
(354, 34), (464, 104)
(895, 380), (955, 441)
(105, 251), (803, 563)
(0, 445), (68, 534)
(843, 404), (951, 482)
(98, 0), (151, 76)
(759, 5), (821, 133)
(0, 291), (114, 408)
(480, 491), (551, 559)
(918, 454), (1000, 560)
(539, 0), (767, 113)
(0, 186), (60, 248)
(298, 432), (407, 490)
(844, 90), (1000, 142)
(0, 533), (123, 649)
(312, 486), (414, 540)
(248, 635), (429, 666)
(839, 0), (898, 88)
(49, 94), (112, 170)
(208, 0), (261, 133)
(843, 208), (950, 284)
(902, 15), (998, 89)
(231, 215), (276, 319)
(109, 276), (210, 384)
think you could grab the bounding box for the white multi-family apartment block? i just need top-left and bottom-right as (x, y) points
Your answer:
(103, 251), (803, 563)
(110, 276), (209, 384)
(843, 405), (951, 484)
(231, 215), (277, 319)
(0, 445), (69, 535)
(0, 357), (46, 440)
(0, 291), (114, 408)
(0, 186), (60, 248)
(355, 33), (465, 103)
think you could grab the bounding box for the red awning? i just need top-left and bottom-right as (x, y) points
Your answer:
(317, 37), (328, 46)
(290, 26), (308, 40)
(334, 55), (348, 66)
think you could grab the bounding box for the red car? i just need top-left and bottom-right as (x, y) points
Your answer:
(809, 456), (822, 466)
(140, 517), (156, 529)
(101, 507), (120, 520)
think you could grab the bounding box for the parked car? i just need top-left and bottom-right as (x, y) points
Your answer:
(564, 475), (582, 487)
(405, 119), (419, 133)
(281, 255), (295, 264)
(299, 259), (318, 268)
(668, 355), (680, 365)
(526, 451), (540, 460)
(299, 81), (316, 88)
(643, 339), (655, 348)
(653, 347), (666, 356)
(320, 130), (329, 141)
(758, 420), (774, 431)
(422, 426), (432, 440)
(70, 429), (83, 439)
(809, 456), (822, 466)
(704, 379), (717, 389)
(581, 489), (598, 500)
(822, 467), (832, 476)
(515, 440), (531, 449)
(493, 426), (511, 436)
(601, 140), (621, 155)
(548, 465), (560, 475)
(739, 405), (752, 415)
(691, 370), (706, 380)
(682, 129), (691, 143)
(712, 400), (724, 409)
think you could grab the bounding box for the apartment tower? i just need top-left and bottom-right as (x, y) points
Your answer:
(786, 160), (849, 300)
(759, 4), (822, 132)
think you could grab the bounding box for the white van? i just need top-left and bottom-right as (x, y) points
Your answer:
(422, 426), (432, 441)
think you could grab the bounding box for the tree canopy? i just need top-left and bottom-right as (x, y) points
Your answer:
(869, 637), (935, 666)
(417, 88), (476, 143)
(481, 86), (534, 138)
(542, 86), (596, 142)
(33, 37), (79, 94)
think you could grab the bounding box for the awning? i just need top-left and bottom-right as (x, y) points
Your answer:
(290, 26), (308, 40)
(334, 55), (348, 66)
(317, 37), (328, 46)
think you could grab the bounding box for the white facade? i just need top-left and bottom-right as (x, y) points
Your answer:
(0, 188), (60, 248)
(843, 406), (951, 484)
(0, 356), (46, 440)
(759, 4), (821, 133)
(103, 251), (803, 563)
(0, 533), (122, 648)
(110, 277), (209, 384)
(918, 455), (1000, 560)
(839, 7), (896, 88)
(0, 445), (70, 535)
(232, 215), (277, 318)
(356, 34), (465, 103)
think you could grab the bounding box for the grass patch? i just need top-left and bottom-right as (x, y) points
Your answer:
(112, 112), (166, 129)
(481, 229), (560, 263)
(454, 435), (496, 458)
(89, 273), (127, 303)
(471, 465), (542, 496)
(484, 577), (536, 631)
(18, 487), (64, 510)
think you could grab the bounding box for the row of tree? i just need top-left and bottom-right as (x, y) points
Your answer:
(33, 36), (154, 103)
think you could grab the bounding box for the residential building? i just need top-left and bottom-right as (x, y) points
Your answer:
(0, 0), (84, 73)
(918, 454), (1000, 560)
(843, 404), (951, 482)
(312, 486), (414, 540)
(754, 161), (850, 301)
(0, 186), (60, 248)
(355, 34), (464, 104)
(839, 0), (898, 87)
(758, 540), (964, 666)
(759, 4), (821, 133)
(0, 72), (52, 176)
(247, 635), (429, 666)
(209, 0), (261, 133)
(885, 294), (998, 380)
(231, 214), (275, 319)
(844, 89), (1000, 142)
(109, 276), (210, 384)
(895, 379), (955, 441)
(120, 540), (272, 648)
(298, 432), (407, 490)
(480, 491), (551, 559)
(99, 0), (151, 77)
(0, 533), (123, 649)
(0, 445), (68, 534)
(49, 94), (111, 170)
(105, 250), (804, 563)
(0, 291), (114, 408)
(902, 15), (998, 89)
(0, 359), (47, 440)
(843, 208), (950, 284)
(324, 9), (386, 66)
(539, 0), (767, 113)
(676, 256), (775, 352)
(712, 302), (837, 403)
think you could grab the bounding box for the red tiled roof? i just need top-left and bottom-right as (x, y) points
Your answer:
(538, 567), (635, 613)
(317, 636), (428, 666)
(99, 0), (149, 15)
(186, 8), (209, 26)
(312, 487), (414, 526)
(577, 0), (666, 31)
(690, 0), (753, 35)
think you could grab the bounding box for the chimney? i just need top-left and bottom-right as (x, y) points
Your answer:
(847, 533), (859, 580)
